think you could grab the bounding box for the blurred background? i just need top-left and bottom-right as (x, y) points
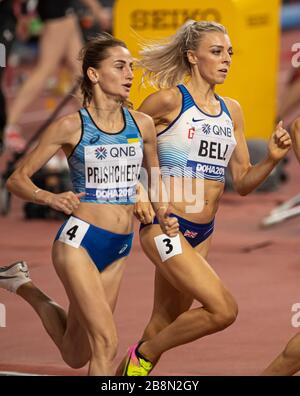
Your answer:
(0, 0), (300, 376)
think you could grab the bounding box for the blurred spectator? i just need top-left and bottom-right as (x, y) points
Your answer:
(278, 0), (300, 127)
(73, 0), (114, 38)
(3, 0), (112, 154)
(0, 0), (18, 153)
(277, 66), (300, 127)
(283, 1), (300, 4)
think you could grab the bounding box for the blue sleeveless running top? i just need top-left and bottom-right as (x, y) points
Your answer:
(157, 84), (237, 183)
(68, 107), (143, 204)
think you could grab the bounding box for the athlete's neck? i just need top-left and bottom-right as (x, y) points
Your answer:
(185, 82), (217, 105)
(186, 72), (217, 104)
(87, 95), (123, 122)
(88, 99), (122, 112)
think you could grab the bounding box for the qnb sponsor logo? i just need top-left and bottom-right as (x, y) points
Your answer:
(94, 145), (137, 160)
(95, 146), (107, 160)
(211, 125), (232, 137)
(110, 146), (136, 158)
(0, 303), (6, 328)
(0, 43), (6, 67)
(198, 124), (232, 137)
(202, 124), (211, 135)
(291, 43), (300, 68)
(291, 303), (300, 328)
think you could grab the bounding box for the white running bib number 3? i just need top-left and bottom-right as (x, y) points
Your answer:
(154, 234), (182, 262)
(58, 216), (90, 248)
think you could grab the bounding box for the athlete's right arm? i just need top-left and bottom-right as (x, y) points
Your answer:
(291, 117), (300, 164)
(6, 114), (84, 215)
(135, 90), (179, 222)
(134, 90), (179, 226)
(134, 182), (155, 224)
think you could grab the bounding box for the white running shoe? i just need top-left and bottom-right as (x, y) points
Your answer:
(0, 261), (31, 293)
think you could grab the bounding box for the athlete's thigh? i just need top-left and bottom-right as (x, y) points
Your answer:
(149, 267), (193, 323)
(100, 257), (127, 313)
(140, 225), (227, 311)
(63, 256), (126, 343)
(62, 255), (127, 348)
(149, 234), (213, 320)
(195, 234), (213, 260)
(52, 241), (115, 337)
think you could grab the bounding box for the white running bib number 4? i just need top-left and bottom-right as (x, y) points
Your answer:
(154, 234), (182, 262)
(58, 217), (90, 248)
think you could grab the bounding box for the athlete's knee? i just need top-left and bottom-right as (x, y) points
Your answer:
(210, 293), (238, 330)
(89, 330), (119, 361)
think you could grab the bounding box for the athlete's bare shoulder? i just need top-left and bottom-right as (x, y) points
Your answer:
(147, 87), (181, 107)
(129, 109), (155, 130)
(45, 111), (82, 146)
(55, 112), (81, 136)
(222, 96), (242, 114)
(130, 108), (152, 121)
(222, 97), (244, 132)
(138, 87), (181, 118)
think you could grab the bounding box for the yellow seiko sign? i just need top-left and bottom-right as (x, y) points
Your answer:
(114, 0), (280, 138)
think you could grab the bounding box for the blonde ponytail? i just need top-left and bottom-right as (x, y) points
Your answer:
(137, 20), (227, 89)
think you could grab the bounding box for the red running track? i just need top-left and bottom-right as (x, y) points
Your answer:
(0, 153), (300, 375)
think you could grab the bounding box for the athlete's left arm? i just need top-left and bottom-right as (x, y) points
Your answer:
(227, 98), (291, 196)
(132, 111), (179, 237)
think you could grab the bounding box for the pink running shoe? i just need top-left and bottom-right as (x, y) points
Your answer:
(122, 342), (153, 376)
